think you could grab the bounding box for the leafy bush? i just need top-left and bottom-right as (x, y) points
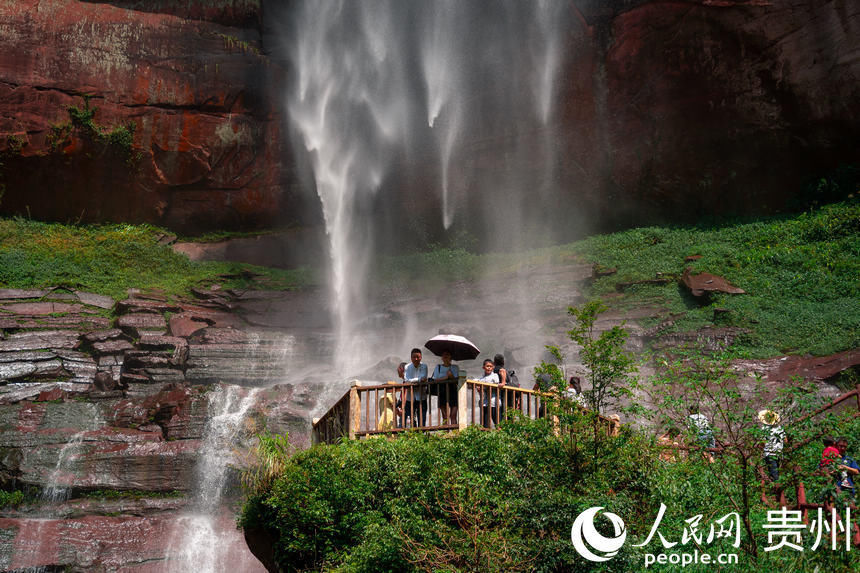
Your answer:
(243, 414), (860, 572)
(0, 490), (25, 508)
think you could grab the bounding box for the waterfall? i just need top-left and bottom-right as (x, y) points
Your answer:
(284, 0), (569, 371)
(41, 403), (103, 502)
(41, 432), (86, 503)
(167, 384), (262, 573)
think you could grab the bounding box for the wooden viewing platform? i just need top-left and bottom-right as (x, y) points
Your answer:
(312, 377), (618, 444)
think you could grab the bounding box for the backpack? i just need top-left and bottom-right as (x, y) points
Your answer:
(506, 370), (520, 388)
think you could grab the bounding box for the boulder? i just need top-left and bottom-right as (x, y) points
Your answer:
(91, 339), (135, 355)
(92, 371), (118, 392)
(169, 314), (212, 338)
(116, 314), (167, 337)
(681, 268), (746, 297)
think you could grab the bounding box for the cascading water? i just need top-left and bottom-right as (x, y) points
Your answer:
(284, 0), (570, 373)
(13, 404), (104, 571)
(41, 432), (86, 503)
(166, 384), (263, 573)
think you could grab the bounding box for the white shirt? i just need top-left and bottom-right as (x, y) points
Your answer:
(477, 372), (500, 406)
(403, 362), (428, 400)
(564, 387), (585, 406)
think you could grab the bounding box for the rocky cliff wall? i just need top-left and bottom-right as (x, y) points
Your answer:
(0, 285), (320, 570)
(0, 0), (294, 234)
(0, 0), (857, 237)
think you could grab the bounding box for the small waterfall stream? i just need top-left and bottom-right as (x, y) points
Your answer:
(12, 404), (103, 571)
(167, 384), (263, 573)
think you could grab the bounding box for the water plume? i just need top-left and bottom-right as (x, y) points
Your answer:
(284, 0), (570, 372)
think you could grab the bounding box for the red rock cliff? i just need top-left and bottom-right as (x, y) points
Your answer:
(0, 0), (857, 235)
(0, 0), (289, 233)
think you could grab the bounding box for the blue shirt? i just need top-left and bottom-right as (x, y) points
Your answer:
(403, 362), (428, 401)
(838, 455), (860, 490)
(432, 364), (459, 381)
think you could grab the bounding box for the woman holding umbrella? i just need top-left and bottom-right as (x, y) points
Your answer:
(425, 334), (480, 428)
(432, 350), (459, 426)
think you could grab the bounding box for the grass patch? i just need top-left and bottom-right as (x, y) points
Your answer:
(378, 201), (859, 359)
(81, 489), (185, 501)
(564, 200), (860, 357)
(0, 218), (315, 300)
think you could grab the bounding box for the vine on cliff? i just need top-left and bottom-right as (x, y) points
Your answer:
(46, 95), (138, 164)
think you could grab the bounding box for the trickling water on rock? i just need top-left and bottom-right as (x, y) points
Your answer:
(165, 384), (264, 573)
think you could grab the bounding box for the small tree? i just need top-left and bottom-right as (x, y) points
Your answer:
(567, 300), (637, 417)
(648, 347), (830, 559)
(534, 301), (637, 461)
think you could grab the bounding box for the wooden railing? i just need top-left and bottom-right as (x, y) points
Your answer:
(312, 378), (619, 444)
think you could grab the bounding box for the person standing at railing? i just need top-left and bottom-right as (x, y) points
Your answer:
(403, 348), (429, 428)
(493, 354), (512, 418)
(476, 358), (501, 428)
(431, 350), (459, 426)
(394, 362), (407, 427)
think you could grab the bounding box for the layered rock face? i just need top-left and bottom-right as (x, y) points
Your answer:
(0, 0), (291, 234)
(0, 286), (321, 570)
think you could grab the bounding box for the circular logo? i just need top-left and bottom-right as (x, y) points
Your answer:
(571, 507), (627, 562)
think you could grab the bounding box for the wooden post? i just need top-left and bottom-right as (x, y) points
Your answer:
(797, 481), (807, 524)
(349, 380), (361, 440)
(311, 417), (320, 445)
(457, 375), (468, 431)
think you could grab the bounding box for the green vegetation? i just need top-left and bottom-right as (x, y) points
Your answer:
(0, 218), (314, 300)
(216, 33), (261, 55)
(567, 200), (860, 357)
(241, 330), (860, 571)
(241, 411), (860, 572)
(46, 95), (138, 161)
(0, 490), (25, 509)
(4, 134), (25, 155)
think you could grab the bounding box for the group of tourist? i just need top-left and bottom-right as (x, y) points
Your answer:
(388, 347), (518, 429)
(676, 407), (860, 498)
(378, 347), (592, 432)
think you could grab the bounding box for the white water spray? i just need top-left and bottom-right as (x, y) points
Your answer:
(168, 384), (262, 573)
(286, 1), (568, 371)
(41, 404), (103, 502)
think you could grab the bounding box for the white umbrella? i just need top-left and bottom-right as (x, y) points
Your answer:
(424, 334), (480, 361)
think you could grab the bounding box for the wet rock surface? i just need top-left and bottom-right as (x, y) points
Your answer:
(0, 286), (317, 571)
